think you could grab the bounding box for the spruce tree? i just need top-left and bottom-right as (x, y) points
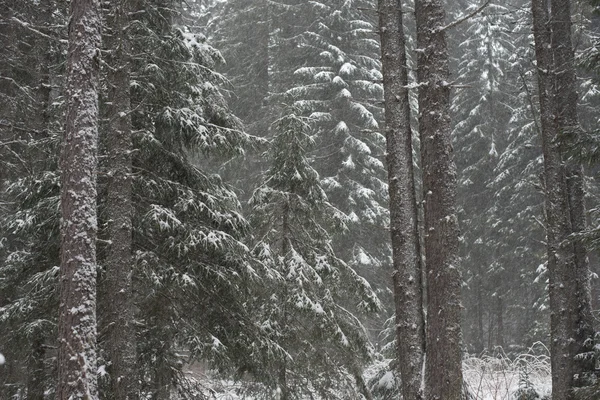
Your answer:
(450, 0), (548, 352)
(249, 107), (380, 399)
(1, 1), (279, 398)
(289, 0), (390, 301)
(0, 0), (66, 397)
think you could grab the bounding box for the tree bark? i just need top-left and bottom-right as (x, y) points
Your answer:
(377, 1), (425, 399)
(415, 0), (464, 398)
(57, 0), (102, 399)
(550, 3), (594, 376)
(101, 0), (138, 399)
(26, 334), (46, 400)
(531, 0), (594, 398)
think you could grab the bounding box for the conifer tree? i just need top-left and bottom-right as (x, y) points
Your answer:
(532, 0), (594, 397)
(122, 1), (273, 396)
(450, 0), (548, 352)
(208, 0), (392, 331)
(1, 1), (278, 398)
(249, 107), (380, 399)
(289, 0), (390, 297)
(0, 0), (66, 397)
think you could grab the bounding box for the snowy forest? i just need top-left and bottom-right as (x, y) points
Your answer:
(1, 0), (600, 399)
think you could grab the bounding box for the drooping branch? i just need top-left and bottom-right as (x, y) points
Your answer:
(439, 0), (491, 32)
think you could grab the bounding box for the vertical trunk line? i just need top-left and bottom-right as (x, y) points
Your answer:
(415, 0), (464, 398)
(378, 0), (425, 398)
(57, 0), (102, 399)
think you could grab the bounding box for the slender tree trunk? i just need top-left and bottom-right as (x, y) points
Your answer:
(101, 0), (138, 399)
(57, 0), (102, 399)
(378, 1), (425, 399)
(496, 296), (504, 349)
(415, 0), (463, 398)
(26, 334), (46, 400)
(531, 0), (594, 397)
(155, 338), (172, 400)
(27, 3), (54, 396)
(475, 270), (484, 354)
(278, 202), (290, 400)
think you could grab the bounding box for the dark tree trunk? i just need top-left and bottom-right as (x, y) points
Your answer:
(57, 0), (102, 399)
(475, 265), (485, 354)
(278, 203), (290, 400)
(531, 0), (594, 397)
(26, 334), (46, 400)
(100, 0), (138, 399)
(415, 0), (464, 398)
(496, 296), (504, 349)
(550, 0), (595, 377)
(377, 0), (425, 399)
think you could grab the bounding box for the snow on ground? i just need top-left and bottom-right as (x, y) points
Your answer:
(463, 342), (551, 399)
(187, 343), (552, 400)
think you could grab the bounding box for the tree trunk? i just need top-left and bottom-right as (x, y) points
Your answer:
(496, 296), (504, 349)
(279, 202), (290, 400)
(531, 0), (594, 397)
(26, 333), (46, 400)
(377, 1), (425, 399)
(415, 0), (464, 398)
(100, 0), (138, 399)
(550, 1), (595, 378)
(475, 271), (484, 354)
(57, 0), (102, 399)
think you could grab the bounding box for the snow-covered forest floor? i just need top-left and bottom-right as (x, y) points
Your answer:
(463, 343), (551, 399)
(186, 343), (551, 400)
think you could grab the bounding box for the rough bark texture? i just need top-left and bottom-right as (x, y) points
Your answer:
(377, 1), (425, 399)
(550, 3), (594, 377)
(101, 0), (138, 399)
(57, 0), (101, 399)
(415, 0), (463, 399)
(531, 0), (594, 398)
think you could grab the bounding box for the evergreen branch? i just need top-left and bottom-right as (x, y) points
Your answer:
(439, 0), (491, 33)
(10, 17), (67, 43)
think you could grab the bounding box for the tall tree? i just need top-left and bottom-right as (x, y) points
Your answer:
(208, 0), (392, 335)
(286, 0), (391, 330)
(531, 0), (594, 397)
(377, 0), (425, 398)
(550, 3), (594, 374)
(449, 0), (549, 353)
(99, 0), (138, 398)
(0, 0), (66, 397)
(249, 108), (381, 399)
(415, 0), (463, 398)
(57, 0), (102, 399)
